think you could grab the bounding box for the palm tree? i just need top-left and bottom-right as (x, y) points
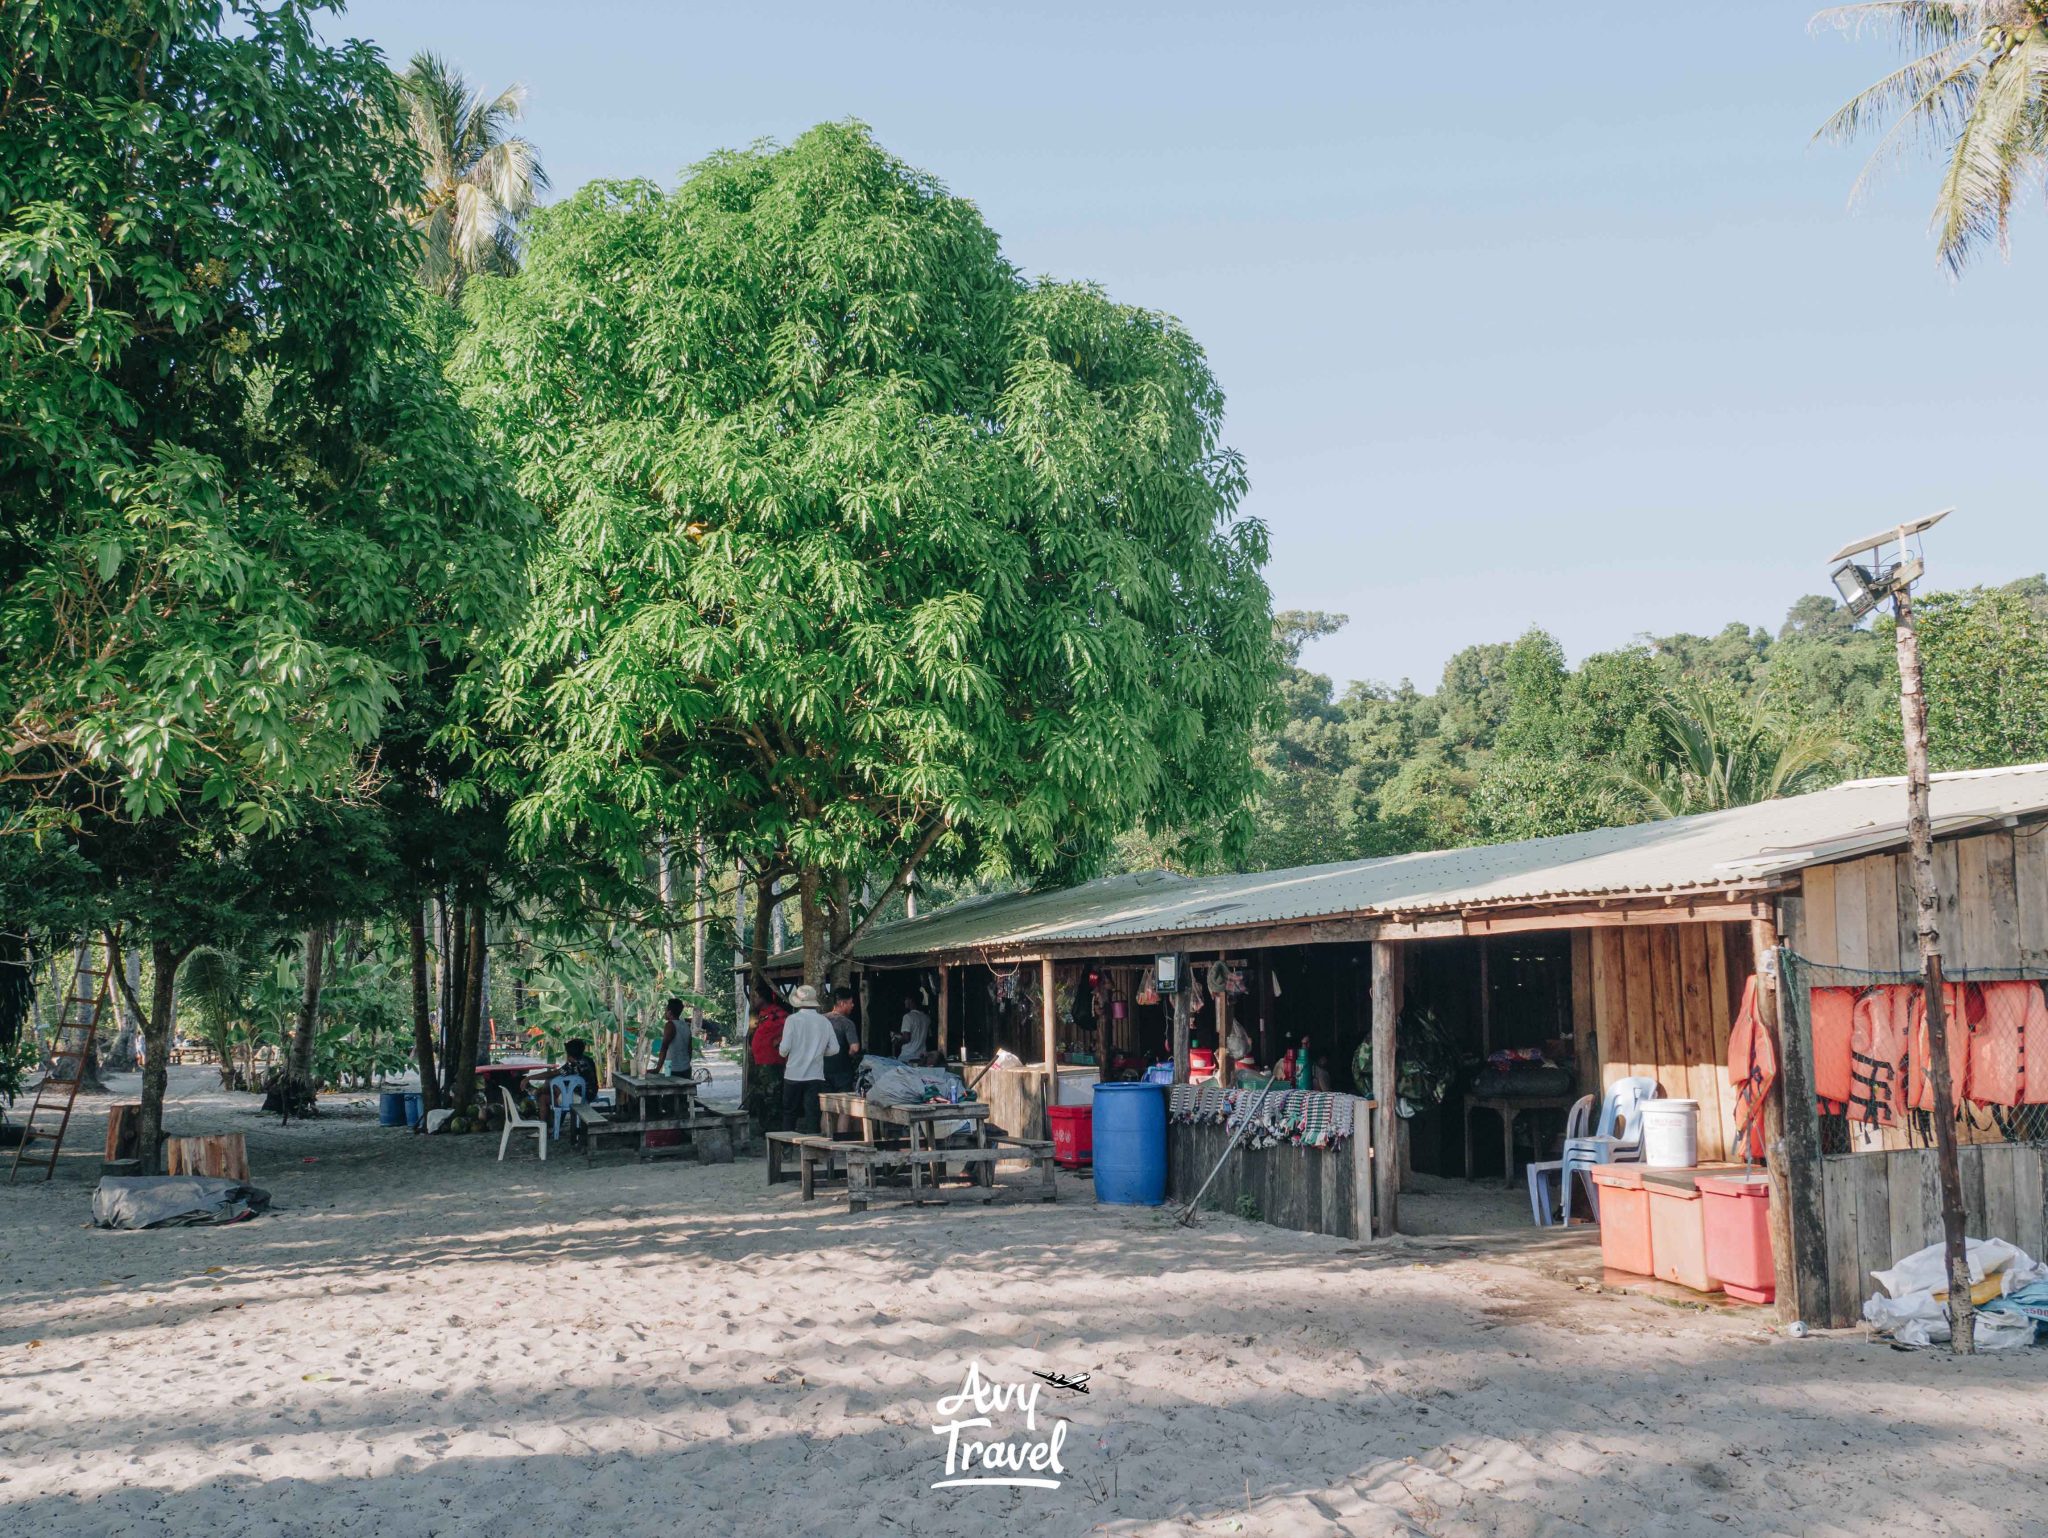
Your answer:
(1615, 688), (1844, 819)
(398, 51), (548, 300)
(1811, 3), (2048, 273)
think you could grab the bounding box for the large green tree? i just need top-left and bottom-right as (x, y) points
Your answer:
(0, 1), (522, 834)
(455, 124), (1278, 981)
(0, 0), (524, 1163)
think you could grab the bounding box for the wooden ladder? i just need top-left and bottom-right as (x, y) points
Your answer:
(7, 959), (111, 1183)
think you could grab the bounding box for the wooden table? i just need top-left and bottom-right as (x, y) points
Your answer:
(1464, 1093), (1580, 1188)
(610, 1071), (699, 1156)
(815, 1094), (991, 1191)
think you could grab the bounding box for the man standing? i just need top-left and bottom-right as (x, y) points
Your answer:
(653, 996), (691, 1079)
(896, 994), (932, 1065)
(824, 984), (861, 1093)
(778, 985), (840, 1135)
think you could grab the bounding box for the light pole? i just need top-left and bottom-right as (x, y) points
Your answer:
(1828, 508), (1973, 1353)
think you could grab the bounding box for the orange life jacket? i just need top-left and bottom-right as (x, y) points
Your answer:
(1726, 975), (1778, 1159)
(1847, 986), (1911, 1128)
(1808, 987), (1858, 1105)
(1969, 980), (2048, 1107)
(1907, 982), (1979, 1113)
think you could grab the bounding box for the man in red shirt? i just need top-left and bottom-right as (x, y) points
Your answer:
(747, 984), (790, 1132)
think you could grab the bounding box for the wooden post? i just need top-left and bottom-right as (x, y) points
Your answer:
(1476, 938), (1492, 1056)
(165, 1133), (249, 1182)
(1754, 912), (1827, 1326)
(1170, 956), (1190, 1084)
(1040, 958), (1059, 1124)
(859, 968), (873, 1055)
(937, 963), (952, 1060)
(1896, 585), (1974, 1352)
(1371, 940), (1401, 1237)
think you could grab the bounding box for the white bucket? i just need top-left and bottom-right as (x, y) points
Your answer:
(1639, 1099), (1699, 1168)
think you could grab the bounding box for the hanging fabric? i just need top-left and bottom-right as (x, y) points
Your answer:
(1727, 975), (1778, 1160)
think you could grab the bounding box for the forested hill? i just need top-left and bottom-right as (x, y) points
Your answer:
(1170, 576), (2048, 875)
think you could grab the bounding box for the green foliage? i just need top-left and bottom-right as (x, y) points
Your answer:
(1854, 583), (2048, 774)
(453, 123), (1278, 959)
(1812, 2), (2048, 273)
(398, 52), (548, 301)
(0, 0), (524, 833)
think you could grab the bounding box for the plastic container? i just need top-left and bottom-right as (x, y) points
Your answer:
(379, 1090), (408, 1127)
(402, 1092), (425, 1128)
(1590, 1164), (1653, 1276)
(1644, 1170), (1722, 1292)
(1047, 1104), (1093, 1168)
(1639, 1098), (1700, 1168)
(1698, 1171), (1776, 1304)
(1091, 1082), (1167, 1205)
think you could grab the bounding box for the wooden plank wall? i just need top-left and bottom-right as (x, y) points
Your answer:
(1166, 1104), (1374, 1239)
(1817, 1144), (2048, 1327)
(1586, 924), (1751, 1163)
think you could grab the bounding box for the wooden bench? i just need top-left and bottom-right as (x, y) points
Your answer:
(766, 1132), (855, 1198)
(578, 1103), (754, 1165)
(843, 1142), (1058, 1213)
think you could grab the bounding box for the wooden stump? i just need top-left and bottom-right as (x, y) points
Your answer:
(104, 1101), (143, 1162)
(165, 1133), (249, 1182)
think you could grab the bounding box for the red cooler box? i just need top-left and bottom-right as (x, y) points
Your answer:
(1698, 1171), (1775, 1304)
(1589, 1165), (1652, 1277)
(1048, 1105), (1093, 1168)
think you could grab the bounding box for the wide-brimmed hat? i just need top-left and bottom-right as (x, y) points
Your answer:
(789, 984), (822, 1009)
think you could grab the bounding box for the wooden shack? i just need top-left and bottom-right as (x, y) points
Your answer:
(782, 762), (2048, 1326)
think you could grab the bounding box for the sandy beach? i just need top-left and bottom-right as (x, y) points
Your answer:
(3, 1063), (2043, 1538)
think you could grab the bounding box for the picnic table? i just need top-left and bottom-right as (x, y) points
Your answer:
(1464, 1092), (1580, 1188)
(815, 1093), (991, 1188)
(610, 1071), (699, 1157)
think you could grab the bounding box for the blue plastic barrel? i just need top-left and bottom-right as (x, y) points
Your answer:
(1091, 1082), (1168, 1205)
(402, 1092), (424, 1128)
(379, 1090), (408, 1127)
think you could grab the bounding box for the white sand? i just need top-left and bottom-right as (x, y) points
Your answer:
(3, 1064), (2044, 1538)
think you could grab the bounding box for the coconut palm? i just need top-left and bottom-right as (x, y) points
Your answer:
(1811, 2), (2048, 273)
(1615, 688), (1844, 819)
(398, 51), (548, 300)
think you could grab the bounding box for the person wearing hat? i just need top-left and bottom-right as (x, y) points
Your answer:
(777, 984), (842, 1135)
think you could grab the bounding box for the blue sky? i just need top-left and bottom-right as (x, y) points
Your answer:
(331, 0), (2044, 689)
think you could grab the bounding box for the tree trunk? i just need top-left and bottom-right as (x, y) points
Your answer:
(799, 867), (826, 987)
(658, 831), (677, 976)
(829, 872), (854, 990)
(289, 922), (328, 1093)
(449, 903), (487, 1114)
(101, 940), (141, 1072)
(1895, 587), (1974, 1353)
(692, 833), (707, 1036)
(408, 905), (440, 1113)
(736, 860), (753, 1038)
(136, 941), (185, 1174)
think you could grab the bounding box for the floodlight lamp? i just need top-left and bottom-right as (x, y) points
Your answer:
(1831, 560), (1883, 620)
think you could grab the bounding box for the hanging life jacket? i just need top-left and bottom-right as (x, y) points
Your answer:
(1847, 986), (1912, 1128)
(1808, 987), (1858, 1106)
(1968, 980), (2048, 1107)
(1907, 981), (1980, 1114)
(1726, 975), (1778, 1160)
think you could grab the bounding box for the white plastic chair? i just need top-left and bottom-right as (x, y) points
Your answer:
(498, 1085), (546, 1162)
(1563, 1075), (1660, 1221)
(548, 1073), (588, 1141)
(1524, 1094), (1594, 1226)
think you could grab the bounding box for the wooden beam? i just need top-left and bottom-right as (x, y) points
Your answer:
(1039, 957), (1056, 1072)
(1171, 956), (1191, 1085)
(937, 963), (951, 1060)
(1476, 937), (1492, 1057)
(1757, 905), (1829, 1327)
(1371, 940), (1401, 1237)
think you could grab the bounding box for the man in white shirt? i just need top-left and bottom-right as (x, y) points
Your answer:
(778, 984), (841, 1134)
(897, 1001), (932, 1065)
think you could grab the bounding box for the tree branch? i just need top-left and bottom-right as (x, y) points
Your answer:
(826, 815), (946, 966)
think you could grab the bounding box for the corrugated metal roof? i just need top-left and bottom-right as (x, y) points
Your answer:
(828, 762), (2048, 963)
